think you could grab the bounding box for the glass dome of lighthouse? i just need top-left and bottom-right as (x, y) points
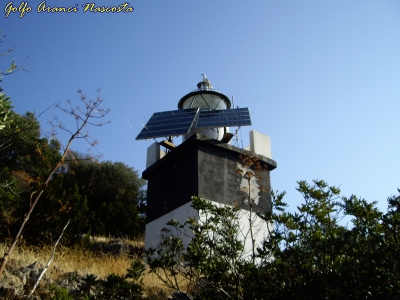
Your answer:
(178, 74), (231, 111)
(178, 74), (232, 142)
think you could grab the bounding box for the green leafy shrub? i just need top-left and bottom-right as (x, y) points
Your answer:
(147, 182), (400, 299)
(49, 284), (74, 300)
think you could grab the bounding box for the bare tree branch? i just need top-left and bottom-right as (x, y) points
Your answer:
(28, 219), (70, 297)
(0, 90), (110, 277)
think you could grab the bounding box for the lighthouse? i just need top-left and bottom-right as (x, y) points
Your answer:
(136, 75), (277, 256)
(177, 74), (231, 142)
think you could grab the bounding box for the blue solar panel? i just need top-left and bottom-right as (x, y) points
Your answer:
(196, 108), (251, 128)
(136, 108), (198, 140)
(136, 107), (251, 140)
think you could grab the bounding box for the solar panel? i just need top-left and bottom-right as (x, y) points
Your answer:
(196, 108), (251, 128)
(136, 108), (198, 140)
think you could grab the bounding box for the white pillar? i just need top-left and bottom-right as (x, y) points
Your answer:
(146, 142), (165, 168)
(249, 130), (272, 159)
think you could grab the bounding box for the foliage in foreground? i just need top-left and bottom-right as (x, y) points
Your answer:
(46, 259), (145, 300)
(147, 181), (400, 299)
(0, 102), (146, 244)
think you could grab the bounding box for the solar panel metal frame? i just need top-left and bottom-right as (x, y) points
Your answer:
(196, 107), (251, 128)
(136, 108), (198, 140)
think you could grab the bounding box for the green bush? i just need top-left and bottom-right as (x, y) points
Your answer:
(147, 182), (400, 299)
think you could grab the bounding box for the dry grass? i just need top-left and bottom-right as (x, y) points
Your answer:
(82, 235), (145, 249)
(0, 240), (176, 297)
(0, 242), (131, 279)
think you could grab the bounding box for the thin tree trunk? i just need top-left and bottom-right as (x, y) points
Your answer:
(28, 219), (70, 297)
(248, 178), (256, 264)
(0, 129), (78, 276)
(0, 93), (106, 277)
(0, 161), (63, 276)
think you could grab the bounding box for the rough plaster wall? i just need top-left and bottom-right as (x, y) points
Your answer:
(197, 147), (241, 205)
(197, 201), (271, 259)
(237, 208), (272, 259)
(146, 199), (271, 262)
(197, 145), (272, 213)
(236, 164), (261, 206)
(145, 202), (198, 250)
(145, 140), (272, 228)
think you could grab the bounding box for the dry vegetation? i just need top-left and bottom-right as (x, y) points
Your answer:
(0, 239), (173, 297)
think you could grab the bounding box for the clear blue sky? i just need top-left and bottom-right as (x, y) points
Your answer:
(2, 1), (400, 213)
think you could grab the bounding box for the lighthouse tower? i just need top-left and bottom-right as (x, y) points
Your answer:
(136, 75), (277, 255)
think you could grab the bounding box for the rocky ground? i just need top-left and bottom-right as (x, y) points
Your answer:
(0, 238), (147, 299)
(1, 259), (83, 299)
(1, 260), (179, 300)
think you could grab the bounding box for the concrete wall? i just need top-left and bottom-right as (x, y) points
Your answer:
(197, 142), (272, 214)
(145, 201), (197, 249)
(145, 199), (271, 261)
(143, 135), (276, 223)
(233, 207), (272, 259)
(143, 134), (277, 253)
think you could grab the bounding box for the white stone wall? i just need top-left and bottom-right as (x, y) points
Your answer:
(145, 201), (198, 249)
(145, 200), (270, 261)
